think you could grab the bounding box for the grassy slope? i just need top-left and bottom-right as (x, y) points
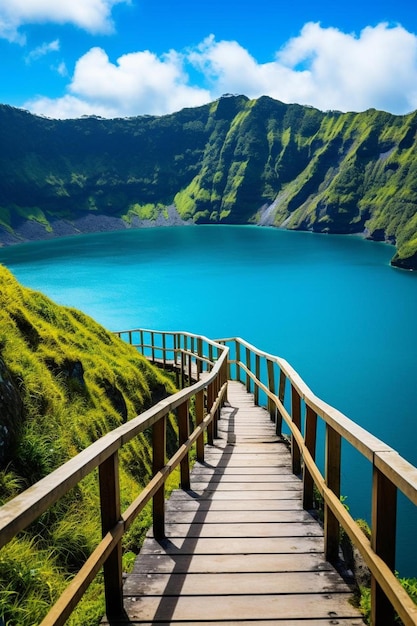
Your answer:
(0, 265), (177, 625)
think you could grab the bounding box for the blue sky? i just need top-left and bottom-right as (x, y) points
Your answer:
(0, 0), (416, 119)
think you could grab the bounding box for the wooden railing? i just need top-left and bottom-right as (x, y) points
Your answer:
(216, 335), (417, 626)
(0, 330), (228, 626)
(1, 328), (417, 625)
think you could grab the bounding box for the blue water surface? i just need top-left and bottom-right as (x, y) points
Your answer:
(1, 225), (416, 575)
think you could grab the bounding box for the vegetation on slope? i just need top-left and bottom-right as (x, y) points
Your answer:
(0, 265), (177, 625)
(1, 96), (417, 267)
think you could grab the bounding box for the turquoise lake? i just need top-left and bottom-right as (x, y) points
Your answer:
(1, 224), (416, 576)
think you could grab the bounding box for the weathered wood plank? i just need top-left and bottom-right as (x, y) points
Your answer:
(166, 496), (306, 510)
(139, 535), (325, 555)
(151, 521), (323, 538)
(127, 552), (335, 575)
(123, 571), (355, 595)
(163, 509), (317, 524)
(121, 593), (362, 622)
(189, 470), (296, 479)
(188, 481), (302, 491)
(171, 490), (302, 500)
(102, 617), (363, 626)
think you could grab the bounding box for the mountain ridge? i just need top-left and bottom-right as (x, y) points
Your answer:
(1, 95), (417, 268)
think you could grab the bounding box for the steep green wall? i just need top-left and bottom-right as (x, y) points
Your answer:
(1, 96), (417, 267)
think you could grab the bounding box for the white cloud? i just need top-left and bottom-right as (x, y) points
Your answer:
(28, 47), (211, 118)
(24, 23), (417, 119)
(274, 22), (417, 113)
(69, 47), (211, 113)
(23, 94), (121, 119)
(190, 24), (417, 114)
(25, 38), (60, 63)
(56, 61), (69, 77)
(0, 0), (127, 42)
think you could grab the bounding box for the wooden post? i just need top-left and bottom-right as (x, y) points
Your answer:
(212, 376), (219, 439)
(207, 382), (215, 445)
(291, 385), (302, 475)
(178, 400), (190, 490)
(140, 329), (144, 355)
(254, 354), (260, 405)
(303, 406), (317, 510)
(162, 333), (166, 368)
(371, 467), (397, 626)
(187, 352), (192, 386)
(180, 350), (185, 389)
(195, 389), (205, 462)
(151, 331), (155, 362)
(152, 415), (166, 540)
(276, 368), (285, 435)
(235, 341), (241, 382)
(222, 357), (228, 405)
(174, 334), (180, 388)
(197, 338), (203, 376)
(324, 424), (341, 562)
(278, 369), (286, 403)
(208, 343), (213, 366)
(99, 452), (123, 618)
(267, 359), (276, 424)
(245, 347), (251, 392)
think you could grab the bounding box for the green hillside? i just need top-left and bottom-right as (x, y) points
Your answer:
(1, 96), (417, 267)
(0, 265), (177, 625)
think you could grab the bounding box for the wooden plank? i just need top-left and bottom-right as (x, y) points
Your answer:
(189, 470), (296, 479)
(101, 617), (363, 626)
(188, 481), (302, 491)
(197, 458), (298, 467)
(127, 552), (335, 574)
(153, 521), (323, 538)
(139, 536), (325, 554)
(166, 497), (306, 511)
(163, 509), (317, 524)
(123, 571), (355, 596)
(172, 490), (302, 501)
(172, 490), (302, 500)
(121, 593), (362, 622)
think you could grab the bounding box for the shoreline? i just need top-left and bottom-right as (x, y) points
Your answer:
(0, 211), (414, 270)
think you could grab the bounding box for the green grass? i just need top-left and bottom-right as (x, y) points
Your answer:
(0, 264), (179, 625)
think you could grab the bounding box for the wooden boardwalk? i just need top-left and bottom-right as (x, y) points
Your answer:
(103, 381), (364, 625)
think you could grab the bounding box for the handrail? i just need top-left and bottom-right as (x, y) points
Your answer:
(217, 335), (417, 626)
(2, 328), (417, 625)
(0, 330), (229, 626)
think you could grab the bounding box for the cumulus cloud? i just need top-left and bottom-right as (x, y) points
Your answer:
(0, 0), (127, 42)
(24, 22), (417, 119)
(27, 47), (212, 119)
(23, 94), (121, 119)
(191, 24), (417, 114)
(275, 22), (417, 113)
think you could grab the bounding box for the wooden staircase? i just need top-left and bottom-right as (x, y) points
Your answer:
(102, 381), (363, 624)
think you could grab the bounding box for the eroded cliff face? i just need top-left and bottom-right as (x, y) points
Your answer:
(0, 96), (417, 267)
